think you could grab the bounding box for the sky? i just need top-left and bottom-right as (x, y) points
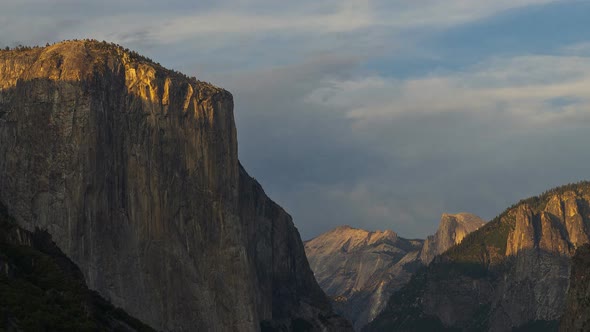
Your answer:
(3, 0), (590, 240)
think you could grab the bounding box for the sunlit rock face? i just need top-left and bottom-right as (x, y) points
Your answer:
(0, 41), (351, 332)
(305, 226), (422, 330)
(419, 213), (485, 264)
(366, 184), (590, 332)
(304, 213), (484, 330)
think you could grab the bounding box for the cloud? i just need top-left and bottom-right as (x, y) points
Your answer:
(220, 49), (590, 239)
(1, 0), (589, 240)
(561, 42), (590, 56)
(305, 55), (590, 127)
(88, 0), (559, 46)
(372, 0), (559, 28)
(0, 0), (560, 58)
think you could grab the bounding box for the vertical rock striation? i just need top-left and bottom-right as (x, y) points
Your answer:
(239, 166), (352, 331)
(560, 244), (590, 331)
(0, 201), (156, 331)
(0, 41), (350, 331)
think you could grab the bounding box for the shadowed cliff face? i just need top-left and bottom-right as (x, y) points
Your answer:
(0, 41), (351, 332)
(304, 213), (484, 330)
(0, 202), (156, 331)
(366, 183), (590, 332)
(560, 244), (590, 332)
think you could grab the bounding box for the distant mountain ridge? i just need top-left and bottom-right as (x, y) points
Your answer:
(305, 213), (485, 330)
(366, 181), (590, 332)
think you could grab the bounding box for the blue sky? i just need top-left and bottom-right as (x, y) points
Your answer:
(3, 0), (590, 239)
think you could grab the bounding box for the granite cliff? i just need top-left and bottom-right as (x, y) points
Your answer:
(304, 213), (484, 330)
(0, 40), (351, 331)
(560, 244), (590, 331)
(419, 213), (485, 264)
(305, 226), (422, 330)
(0, 201), (155, 331)
(366, 182), (590, 332)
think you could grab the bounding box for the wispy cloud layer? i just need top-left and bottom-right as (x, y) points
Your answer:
(222, 47), (590, 238)
(306, 55), (590, 126)
(0, 1), (559, 49)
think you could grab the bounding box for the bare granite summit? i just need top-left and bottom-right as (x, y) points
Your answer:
(419, 212), (485, 264)
(304, 213), (484, 330)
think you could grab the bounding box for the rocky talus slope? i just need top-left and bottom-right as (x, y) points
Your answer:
(304, 213), (484, 330)
(366, 182), (590, 332)
(0, 41), (351, 331)
(0, 201), (155, 331)
(560, 244), (590, 331)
